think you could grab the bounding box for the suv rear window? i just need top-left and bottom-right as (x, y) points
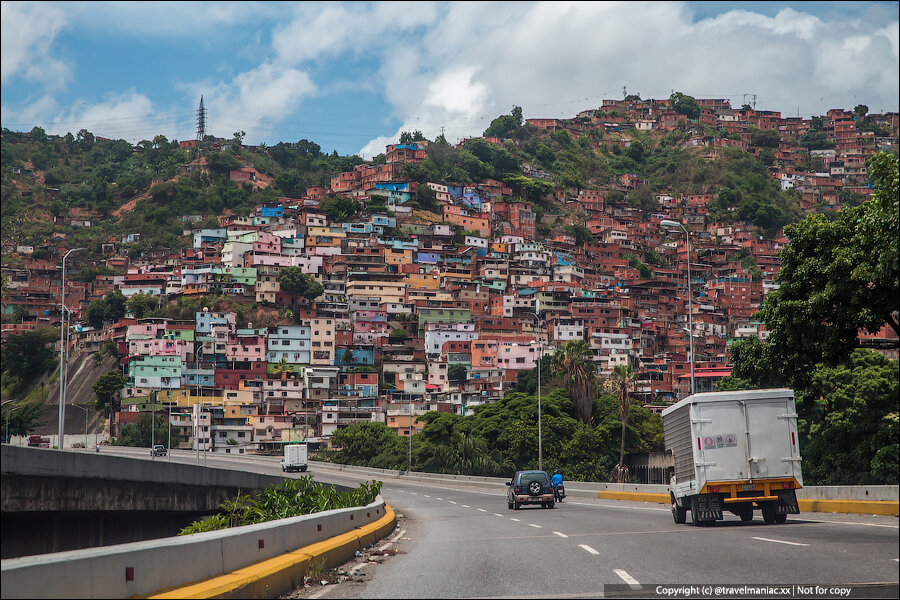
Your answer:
(518, 472), (549, 486)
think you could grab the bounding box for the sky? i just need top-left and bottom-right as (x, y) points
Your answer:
(1, 1), (898, 158)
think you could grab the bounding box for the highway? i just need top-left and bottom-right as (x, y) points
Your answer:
(101, 448), (900, 598)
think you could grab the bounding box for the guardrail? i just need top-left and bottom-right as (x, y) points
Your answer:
(309, 460), (899, 515)
(0, 496), (395, 599)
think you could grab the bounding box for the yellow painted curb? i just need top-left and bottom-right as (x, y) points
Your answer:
(596, 492), (900, 516)
(143, 504), (397, 600)
(797, 499), (899, 516)
(597, 491), (669, 504)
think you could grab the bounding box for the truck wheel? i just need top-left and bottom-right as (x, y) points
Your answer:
(761, 502), (777, 524)
(774, 513), (787, 524)
(672, 495), (687, 524)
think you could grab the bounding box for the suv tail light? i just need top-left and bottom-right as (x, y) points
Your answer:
(514, 486), (520, 494)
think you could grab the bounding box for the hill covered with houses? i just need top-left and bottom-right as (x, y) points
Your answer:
(1, 91), (897, 478)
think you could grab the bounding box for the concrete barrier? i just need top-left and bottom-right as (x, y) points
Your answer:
(0, 496), (394, 599)
(310, 460), (899, 515)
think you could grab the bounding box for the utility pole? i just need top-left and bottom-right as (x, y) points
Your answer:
(57, 247), (85, 450)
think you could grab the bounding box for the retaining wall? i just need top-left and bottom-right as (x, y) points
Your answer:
(0, 496), (392, 599)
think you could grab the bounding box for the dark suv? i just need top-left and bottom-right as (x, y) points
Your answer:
(507, 470), (555, 509)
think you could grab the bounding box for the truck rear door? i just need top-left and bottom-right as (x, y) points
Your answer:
(694, 401), (752, 483)
(744, 397), (801, 483)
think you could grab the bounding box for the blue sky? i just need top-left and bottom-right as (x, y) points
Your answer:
(2, 1), (897, 157)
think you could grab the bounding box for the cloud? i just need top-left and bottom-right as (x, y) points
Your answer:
(349, 1), (898, 154)
(181, 63), (317, 142)
(1, 2), (70, 86)
(43, 91), (168, 141)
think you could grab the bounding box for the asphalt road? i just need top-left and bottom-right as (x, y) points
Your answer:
(100, 448), (900, 598)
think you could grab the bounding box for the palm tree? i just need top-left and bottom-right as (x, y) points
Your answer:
(605, 364), (636, 483)
(550, 340), (598, 425)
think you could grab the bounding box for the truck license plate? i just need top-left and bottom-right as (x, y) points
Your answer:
(742, 484), (756, 491)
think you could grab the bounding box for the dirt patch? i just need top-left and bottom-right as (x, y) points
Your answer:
(279, 518), (406, 599)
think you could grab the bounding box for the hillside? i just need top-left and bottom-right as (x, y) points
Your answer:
(2, 97), (836, 261)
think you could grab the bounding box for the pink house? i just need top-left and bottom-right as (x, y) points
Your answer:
(226, 333), (266, 363)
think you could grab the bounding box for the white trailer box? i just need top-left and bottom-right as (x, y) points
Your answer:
(662, 388), (802, 526)
(282, 443), (308, 473)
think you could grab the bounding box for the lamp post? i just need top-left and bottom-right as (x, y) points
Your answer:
(534, 300), (543, 472)
(69, 404), (96, 449)
(2, 399), (17, 444)
(58, 247), (85, 450)
(660, 220), (695, 396)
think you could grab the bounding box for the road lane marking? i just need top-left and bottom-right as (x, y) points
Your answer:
(424, 494), (430, 498)
(494, 513), (504, 517)
(510, 518), (521, 522)
(477, 508), (487, 512)
(462, 504), (470, 507)
(752, 536), (809, 547)
(409, 492), (417, 495)
(614, 569), (641, 590)
(553, 531), (569, 538)
(310, 586), (333, 599)
(579, 544), (600, 555)
(528, 524), (542, 528)
(449, 500), (457, 504)
(435, 497), (442, 500)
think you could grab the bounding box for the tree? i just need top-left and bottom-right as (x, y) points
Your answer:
(669, 92), (700, 120)
(798, 350), (898, 485)
(93, 370), (126, 435)
(278, 267), (323, 302)
(550, 340), (597, 425)
(853, 104), (869, 117)
(605, 364), (636, 482)
(127, 292), (159, 319)
(114, 412), (180, 448)
(1, 328), (58, 393)
(483, 106), (523, 139)
(448, 364), (468, 386)
(756, 152), (899, 387)
(399, 130), (425, 144)
(1, 401), (46, 442)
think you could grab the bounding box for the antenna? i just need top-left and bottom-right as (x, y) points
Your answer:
(623, 85), (627, 99)
(752, 94), (757, 110)
(196, 96), (206, 141)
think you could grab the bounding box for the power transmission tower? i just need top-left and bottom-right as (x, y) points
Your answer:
(196, 96), (206, 142)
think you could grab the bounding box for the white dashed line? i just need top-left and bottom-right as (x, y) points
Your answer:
(435, 497), (442, 501)
(309, 586), (333, 599)
(494, 513), (504, 517)
(462, 504), (470, 508)
(510, 518), (521, 522)
(409, 492), (417, 495)
(553, 531), (569, 538)
(448, 500), (457, 504)
(477, 508), (486, 512)
(423, 495), (430, 498)
(752, 537), (809, 547)
(528, 523), (542, 528)
(614, 569), (641, 590)
(579, 544), (600, 555)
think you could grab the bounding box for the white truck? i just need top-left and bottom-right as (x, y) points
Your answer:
(281, 443), (308, 473)
(662, 388), (803, 526)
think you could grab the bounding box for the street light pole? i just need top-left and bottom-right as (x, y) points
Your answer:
(535, 300), (543, 472)
(660, 221), (695, 396)
(58, 247), (85, 450)
(2, 399), (16, 444)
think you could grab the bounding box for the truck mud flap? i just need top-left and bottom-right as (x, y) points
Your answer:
(698, 494), (723, 520)
(777, 491), (800, 514)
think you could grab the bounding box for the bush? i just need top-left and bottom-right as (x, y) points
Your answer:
(178, 476), (383, 534)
